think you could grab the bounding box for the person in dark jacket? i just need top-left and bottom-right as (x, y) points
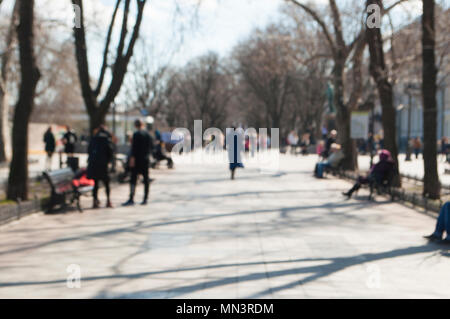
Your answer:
(63, 126), (78, 157)
(342, 149), (395, 198)
(43, 126), (56, 171)
(87, 125), (114, 208)
(123, 119), (154, 206)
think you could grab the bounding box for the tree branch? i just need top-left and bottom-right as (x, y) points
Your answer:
(100, 0), (146, 113)
(328, 0), (345, 50)
(287, 0), (337, 56)
(94, 0), (121, 97)
(384, 0), (410, 13)
(116, 0), (131, 61)
(71, 0), (97, 114)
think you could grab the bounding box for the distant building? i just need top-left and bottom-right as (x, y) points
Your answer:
(386, 7), (449, 151)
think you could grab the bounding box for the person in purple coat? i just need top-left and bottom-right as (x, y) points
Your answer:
(342, 149), (395, 199)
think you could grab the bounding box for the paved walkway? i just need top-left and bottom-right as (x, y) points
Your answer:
(0, 155), (449, 298)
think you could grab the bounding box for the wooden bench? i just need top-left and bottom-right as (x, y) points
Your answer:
(42, 168), (93, 213)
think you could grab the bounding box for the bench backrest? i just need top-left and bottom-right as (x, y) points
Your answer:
(43, 168), (75, 194)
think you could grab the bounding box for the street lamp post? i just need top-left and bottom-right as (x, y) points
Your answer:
(369, 101), (375, 168)
(404, 83), (421, 161)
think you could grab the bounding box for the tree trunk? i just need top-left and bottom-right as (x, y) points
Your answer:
(89, 108), (108, 134)
(334, 56), (357, 170)
(336, 104), (357, 170)
(366, 0), (401, 186)
(7, 0), (40, 201)
(422, 0), (440, 199)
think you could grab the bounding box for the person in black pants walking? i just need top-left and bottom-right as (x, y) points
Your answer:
(123, 119), (154, 206)
(43, 126), (55, 171)
(63, 125), (78, 157)
(87, 125), (114, 209)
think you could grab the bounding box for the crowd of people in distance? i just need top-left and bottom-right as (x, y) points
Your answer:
(42, 121), (450, 245)
(43, 125), (78, 171)
(285, 130), (313, 156)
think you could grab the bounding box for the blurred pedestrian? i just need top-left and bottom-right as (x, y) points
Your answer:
(43, 126), (55, 171)
(413, 137), (422, 159)
(152, 139), (174, 169)
(62, 125), (78, 157)
(314, 143), (344, 178)
(323, 130), (337, 159)
(342, 149), (395, 199)
(87, 124), (114, 209)
(287, 130), (299, 155)
(227, 128), (245, 180)
(300, 133), (310, 155)
(123, 119), (153, 206)
(440, 137), (448, 162)
(321, 126), (328, 140)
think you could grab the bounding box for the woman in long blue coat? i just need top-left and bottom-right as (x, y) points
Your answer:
(226, 128), (245, 180)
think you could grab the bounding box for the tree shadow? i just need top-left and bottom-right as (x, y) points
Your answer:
(97, 243), (447, 298)
(2, 242), (446, 295)
(0, 200), (379, 257)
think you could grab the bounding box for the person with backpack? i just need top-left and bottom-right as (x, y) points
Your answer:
(87, 124), (114, 209)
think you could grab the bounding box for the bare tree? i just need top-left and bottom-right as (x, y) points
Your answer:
(290, 61), (328, 138)
(71, 0), (147, 133)
(171, 53), (233, 131)
(286, 0), (406, 169)
(234, 25), (294, 135)
(123, 40), (175, 119)
(422, 0), (441, 199)
(365, 0), (401, 186)
(7, 0), (40, 201)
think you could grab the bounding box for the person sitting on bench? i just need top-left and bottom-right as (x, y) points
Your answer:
(424, 202), (450, 244)
(152, 140), (174, 169)
(342, 149), (395, 199)
(314, 143), (344, 178)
